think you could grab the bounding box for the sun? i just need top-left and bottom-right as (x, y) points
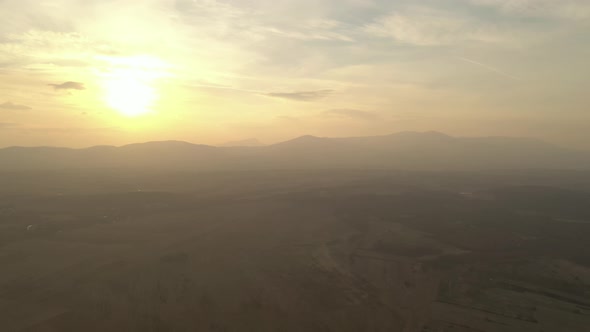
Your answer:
(98, 55), (169, 117)
(104, 75), (156, 117)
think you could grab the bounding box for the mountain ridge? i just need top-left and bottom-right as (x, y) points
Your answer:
(220, 138), (265, 147)
(1, 132), (588, 171)
(0, 132), (574, 151)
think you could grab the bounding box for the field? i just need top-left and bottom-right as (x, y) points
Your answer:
(1, 170), (590, 331)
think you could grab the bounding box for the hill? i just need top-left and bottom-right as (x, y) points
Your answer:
(220, 138), (265, 147)
(1, 132), (589, 171)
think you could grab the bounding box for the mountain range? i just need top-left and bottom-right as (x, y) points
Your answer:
(1, 131), (589, 171)
(220, 138), (265, 147)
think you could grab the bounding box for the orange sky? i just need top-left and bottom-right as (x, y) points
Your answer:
(1, 0), (589, 148)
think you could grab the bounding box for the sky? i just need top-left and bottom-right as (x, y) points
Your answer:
(1, 0), (589, 148)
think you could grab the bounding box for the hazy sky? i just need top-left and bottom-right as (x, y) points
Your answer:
(1, 0), (589, 148)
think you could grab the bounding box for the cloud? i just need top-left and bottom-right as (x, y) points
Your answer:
(364, 6), (511, 46)
(257, 26), (354, 42)
(0, 101), (31, 110)
(0, 121), (118, 134)
(467, 0), (590, 20)
(266, 89), (333, 101)
(0, 122), (21, 129)
(324, 109), (380, 121)
(49, 81), (85, 90)
(457, 57), (520, 80)
(172, 0), (357, 49)
(27, 126), (120, 134)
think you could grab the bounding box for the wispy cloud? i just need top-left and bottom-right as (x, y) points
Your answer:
(266, 89), (333, 101)
(364, 6), (509, 46)
(174, 0), (354, 42)
(257, 26), (354, 42)
(0, 101), (32, 110)
(0, 122), (21, 129)
(26, 126), (120, 134)
(457, 57), (520, 80)
(468, 0), (590, 20)
(49, 81), (85, 90)
(324, 109), (380, 121)
(0, 122), (120, 133)
(189, 81), (261, 94)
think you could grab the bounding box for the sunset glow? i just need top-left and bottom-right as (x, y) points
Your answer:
(1, 0), (589, 148)
(103, 74), (156, 117)
(99, 55), (169, 117)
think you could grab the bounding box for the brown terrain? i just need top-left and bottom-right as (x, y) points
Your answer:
(1, 170), (590, 331)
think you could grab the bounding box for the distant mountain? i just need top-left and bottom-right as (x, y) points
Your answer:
(220, 138), (264, 147)
(1, 132), (589, 171)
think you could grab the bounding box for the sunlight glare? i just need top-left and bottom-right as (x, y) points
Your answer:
(98, 55), (170, 117)
(104, 75), (156, 117)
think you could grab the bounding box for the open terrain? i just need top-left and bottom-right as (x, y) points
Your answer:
(1, 169), (590, 331)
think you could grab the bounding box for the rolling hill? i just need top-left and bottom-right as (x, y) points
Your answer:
(1, 132), (589, 171)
